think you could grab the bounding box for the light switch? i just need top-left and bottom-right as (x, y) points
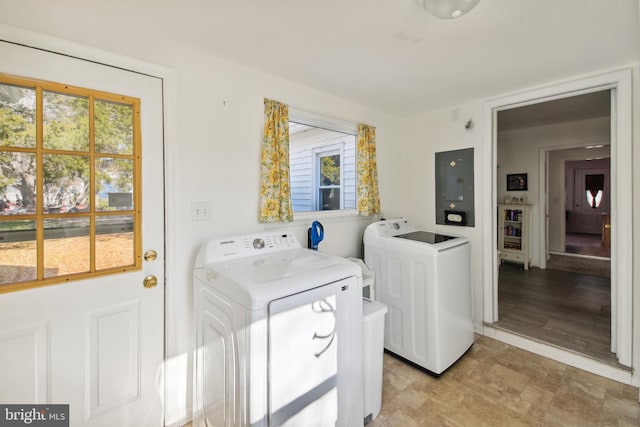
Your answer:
(191, 202), (211, 221)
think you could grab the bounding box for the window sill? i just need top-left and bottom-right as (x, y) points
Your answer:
(294, 209), (360, 222)
(262, 209), (373, 229)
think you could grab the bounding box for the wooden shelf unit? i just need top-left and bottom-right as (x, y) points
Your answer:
(498, 204), (531, 270)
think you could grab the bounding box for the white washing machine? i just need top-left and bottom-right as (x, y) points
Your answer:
(363, 218), (473, 374)
(193, 231), (363, 427)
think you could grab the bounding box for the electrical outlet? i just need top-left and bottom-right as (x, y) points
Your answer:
(191, 202), (212, 221)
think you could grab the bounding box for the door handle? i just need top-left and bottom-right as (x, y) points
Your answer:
(143, 275), (158, 289)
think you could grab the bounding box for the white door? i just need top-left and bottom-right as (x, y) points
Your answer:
(0, 41), (165, 426)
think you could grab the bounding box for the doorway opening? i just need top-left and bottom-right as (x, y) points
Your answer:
(493, 91), (615, 365)
(546, 150), (611, 279)
(482, 69), (633, 373)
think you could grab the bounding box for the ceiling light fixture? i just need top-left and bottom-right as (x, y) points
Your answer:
(422, 0), (481, 19)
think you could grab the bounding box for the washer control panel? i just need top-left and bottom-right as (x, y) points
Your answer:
(372, 218), (416, 237)
(252, 238), (265, 249)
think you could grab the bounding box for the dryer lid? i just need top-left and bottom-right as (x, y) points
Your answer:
(197, 248), (360, 309)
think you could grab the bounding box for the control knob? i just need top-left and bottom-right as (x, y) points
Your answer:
(253, 238), (265, 249)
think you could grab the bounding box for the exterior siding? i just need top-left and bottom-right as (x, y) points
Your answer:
(290, 134), (356, 212)
(290, 148), (313, 211)
(343, 139), (356, 210)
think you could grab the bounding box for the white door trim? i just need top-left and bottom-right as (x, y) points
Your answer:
(481, 68), (633, 367)
(0, 23), (180, 423)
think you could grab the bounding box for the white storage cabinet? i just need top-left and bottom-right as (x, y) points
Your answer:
(498, 204), (531, 270)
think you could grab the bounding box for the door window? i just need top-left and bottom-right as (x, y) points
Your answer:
(0, 74), (141, 291)
(585, 173), (604, 208)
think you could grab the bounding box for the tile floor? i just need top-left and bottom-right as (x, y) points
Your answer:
(185, 336), (639, 426)
(370, 335), (639, 426)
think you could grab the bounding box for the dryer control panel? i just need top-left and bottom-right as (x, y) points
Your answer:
(199, 231), (301, 265)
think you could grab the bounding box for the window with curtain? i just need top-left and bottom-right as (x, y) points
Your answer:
(259, 100), (380, 222)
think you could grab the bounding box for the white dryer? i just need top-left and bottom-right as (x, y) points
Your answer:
(193, 231), (363, 427)
(363, 218), (473, 374)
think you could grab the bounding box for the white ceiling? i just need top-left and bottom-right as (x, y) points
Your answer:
(498, 90), (612, 131)
(1, 0), (639, 115)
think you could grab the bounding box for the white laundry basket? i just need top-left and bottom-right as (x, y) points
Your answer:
(362, 297), (388, 424)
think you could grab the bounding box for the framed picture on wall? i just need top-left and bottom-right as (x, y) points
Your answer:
(507, 173), (527, 191)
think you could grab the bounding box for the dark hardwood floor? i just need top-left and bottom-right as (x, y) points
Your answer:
(493, 261), (621, 367)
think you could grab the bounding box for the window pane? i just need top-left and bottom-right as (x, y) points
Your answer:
(319, 188), (340, 211)
(0, 83), (36, 148)
(43, 154), (90, 214)
(0, 151), (36, 215)
(43, 217), (90, 278)
(320, 155), (340, 186)
(43, 91), (89, 151)
(96, 215), (134, 270)
(95, 99), (134, 155)
(289, 120), (355, 213)
(95, 157), (134, 211)
(586, 190), (603, 209)
(0, 220), (37, 284)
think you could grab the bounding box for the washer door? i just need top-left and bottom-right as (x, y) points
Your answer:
(267, 280), (348, 426)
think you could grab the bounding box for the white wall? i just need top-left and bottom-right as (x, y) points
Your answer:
(497, 117), (610, 264)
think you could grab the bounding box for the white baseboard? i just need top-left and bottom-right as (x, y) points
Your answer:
(631, 373), (640, 388)
(482, 325), (634, 386)
(164, 411), (192, 427)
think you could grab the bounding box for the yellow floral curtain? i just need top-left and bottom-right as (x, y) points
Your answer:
(356, 123), (381, 216)
(259, 98), (293, 223)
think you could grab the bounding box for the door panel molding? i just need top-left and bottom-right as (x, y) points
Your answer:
(0, 323), (50, 403)
(87, 301), (141, 419)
